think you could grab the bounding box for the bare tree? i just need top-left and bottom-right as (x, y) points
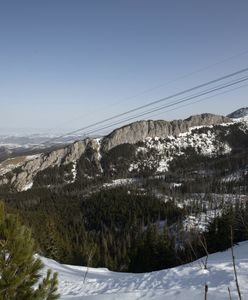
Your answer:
(83, 246), (96, 284)
(230, 226), (242, 300)
(199, 235), (209, 270)
(204, 284), (208, 300)
(228, 287), (232, 300)
(187, 238), (203, 269)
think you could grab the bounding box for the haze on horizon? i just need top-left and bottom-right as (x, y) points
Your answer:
(1, 0), (248, 135)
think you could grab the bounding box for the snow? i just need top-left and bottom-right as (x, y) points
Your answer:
(41, 241), (248, 300)
(231, 115), (248, 123)
(228, 107), (248, 119)
(182, 209), (222, 232)
(170, 193), (248, 232)
(129, 128), (232, 174)
(93, 138), (103, 173)
(156, 158), (172, 172)
(94, 138), (102, 161)
(103, 178), (137, 188)
(66, 161), (77, 184)
(170, 183), (182, 188)
(232, 115), (248, 124)
(21, 181), (33, 191)
(175, 193), (248, 232)
(71, 162), (77, 182)
(221, 168), (248, 183)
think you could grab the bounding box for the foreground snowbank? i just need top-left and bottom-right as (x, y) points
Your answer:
(41, 241), (248, 299)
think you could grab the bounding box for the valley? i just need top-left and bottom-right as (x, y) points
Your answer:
(0, 108), (247, 274)
(2, 3), (248, 298)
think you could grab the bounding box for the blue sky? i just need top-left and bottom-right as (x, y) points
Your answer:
(1, 0), (248, 134)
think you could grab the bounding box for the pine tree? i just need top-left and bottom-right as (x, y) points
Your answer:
(44, 218), (64, 262)
(0, 202), (59, 300)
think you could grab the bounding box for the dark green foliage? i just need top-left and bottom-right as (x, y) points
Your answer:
(205, 209), (234, 252)
(205, 204), (248, 254)
(43, 218), (66, 261)
(216, 123), (248, 150)
(77, 149), (100, 179)
(0, 202), (59, 300)
(169, 146), (206, 173)
(35, 270), (59, 300)
(101, 144), (136, 177)
(130, 225), (177, 272)
(34, 163), (74, 187)
(81, 188), (183, 231)
(1, 186), (185, 272)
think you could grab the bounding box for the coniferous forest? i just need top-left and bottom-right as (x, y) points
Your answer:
(1, 147), (247, 273)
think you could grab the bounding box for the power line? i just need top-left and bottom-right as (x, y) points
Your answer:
(43, 67), (248, 144)
(115, 49), (248, 102)
(92, 82), (248, 135)
(148, 83), (248, 120)
(62, 68), (248, 135)
(82, 76), (248, 136)
(43, 77), (246, 142)
(56, 48), (248, 129)
(132, 74), (248, 118)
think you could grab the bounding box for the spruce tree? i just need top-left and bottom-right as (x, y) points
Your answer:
(0, 202), (59, 300)
(44, 218), (64, 262)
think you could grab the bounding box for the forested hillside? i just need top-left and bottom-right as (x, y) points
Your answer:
(0, 113), (247, 272)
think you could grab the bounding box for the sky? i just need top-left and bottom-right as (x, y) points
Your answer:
(0, 0), (248, 135)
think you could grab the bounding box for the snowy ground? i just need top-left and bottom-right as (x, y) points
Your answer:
(102, 178), (138, 188)
(41, 241), (248, 300)
(129, 125), (232, 174)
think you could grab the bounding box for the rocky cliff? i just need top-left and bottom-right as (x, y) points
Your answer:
(101, 114), (231, 152)
(0, 139), (90, 191)
(0, 113), (233, 191)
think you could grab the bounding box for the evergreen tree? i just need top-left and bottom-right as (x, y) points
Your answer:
(0, 202), (59, 300)
(44, 218), (65, 262)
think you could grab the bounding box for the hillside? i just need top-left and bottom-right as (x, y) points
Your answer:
(0, 113), (237, 191)
(0, 108), (247, 273)
(41, 241), (248, 300)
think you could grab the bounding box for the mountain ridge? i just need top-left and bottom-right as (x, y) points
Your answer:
(0, 111), (246, 192)
(101, 113), (231, 152)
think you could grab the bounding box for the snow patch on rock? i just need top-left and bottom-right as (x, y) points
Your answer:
(129, 126), (232, 174)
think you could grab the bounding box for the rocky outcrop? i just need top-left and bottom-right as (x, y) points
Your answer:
(0, 139), (90, 191)
(0, 113), (232, 191)
(101, 114), (231, 152)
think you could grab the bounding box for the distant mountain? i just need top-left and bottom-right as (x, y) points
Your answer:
(0, 133), (89, 162)
(227, 107), (248, 118)
(0, 133), (88, 147)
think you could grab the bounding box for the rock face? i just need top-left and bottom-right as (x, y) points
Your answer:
(0, 113), (232, 191)
(227, 107), (248, 119)
(101, 114), (231, 152)
(0, 139), (90, 191)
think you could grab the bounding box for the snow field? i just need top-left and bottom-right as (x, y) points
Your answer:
(41, 241), (248, 300)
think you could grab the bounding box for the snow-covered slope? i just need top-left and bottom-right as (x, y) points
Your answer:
(227, 107), (248, 119)
(41, 241), (248, 300)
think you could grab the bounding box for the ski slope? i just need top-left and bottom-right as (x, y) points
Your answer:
(41, 241), (248, 300)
